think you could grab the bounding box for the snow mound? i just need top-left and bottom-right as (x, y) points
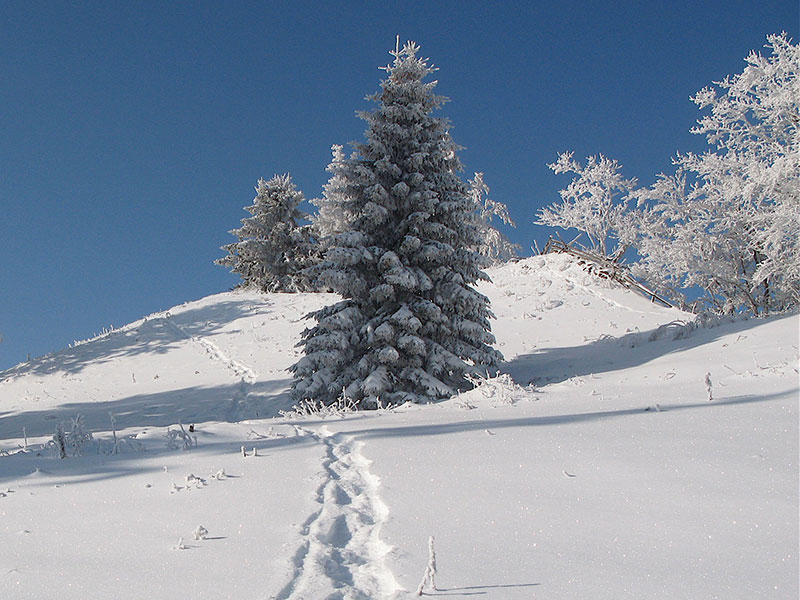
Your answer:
(0, 254), (796, 599)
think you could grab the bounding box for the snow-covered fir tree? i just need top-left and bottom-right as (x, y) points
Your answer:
(309, 145), (355, 243)
(292, 40), (502, 407)
(217, 173), (315, 292)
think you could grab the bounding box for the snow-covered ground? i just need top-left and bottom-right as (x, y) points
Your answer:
(1, 255), (797, 599)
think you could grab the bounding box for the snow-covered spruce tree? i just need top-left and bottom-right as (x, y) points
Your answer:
(536, 152), (638, 259)
(217, 173), (315, 292)
(309, 145), (355, 243)
(631, 33), (799, 314)
(468, 172), (521, 265)
(292, 41), (502, 407)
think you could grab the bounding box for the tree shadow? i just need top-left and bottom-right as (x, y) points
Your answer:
(0, 378), (294, 440)
(502, 313), (793, 386)
(0, 425), (316, 484)
(346, 391), (794, 440)
(0, 300), (269, 378)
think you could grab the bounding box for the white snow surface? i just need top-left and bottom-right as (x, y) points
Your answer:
(0, 254), (797, 599)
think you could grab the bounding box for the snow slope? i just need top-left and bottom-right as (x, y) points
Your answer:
(0, 255), (797, 599)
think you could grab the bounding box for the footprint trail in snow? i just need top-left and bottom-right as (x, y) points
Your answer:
(162, 314), (257, 421)
(162, 314), (257, 383)
(277, 426), (400, 600)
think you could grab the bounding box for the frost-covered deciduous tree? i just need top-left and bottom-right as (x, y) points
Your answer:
(625, 170), (751, 313)
(536, 152), (638, 259)
(217, 173), (315, 292)
(292, 41), (502, 407)
(468, 172), (521, 265)
(632, 33), (799, 314)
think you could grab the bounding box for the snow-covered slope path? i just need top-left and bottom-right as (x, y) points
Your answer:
(276, 425), (399, 599)
(0, 255), (796, 599)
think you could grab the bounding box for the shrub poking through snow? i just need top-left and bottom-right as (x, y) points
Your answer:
(462, 373), (535, 406)
(705, 372), (714, 401)
(53, 423), (67, 459)
(164, 423), (195, 451)
(279, 394), (359, 420)
(193, 525), (209, 541)
(48, 415), (94, 458)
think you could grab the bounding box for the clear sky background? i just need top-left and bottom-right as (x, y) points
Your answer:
(1, 1), (796, 370)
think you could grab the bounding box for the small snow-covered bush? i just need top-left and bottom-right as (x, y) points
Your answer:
(461, 373), (536, 406)
(47, 415), (95, 458)
(616, 312), (746, 348)
(647, 319), (699, 342)
(46, 415), (144, 458)
(279, 395), (359, 420)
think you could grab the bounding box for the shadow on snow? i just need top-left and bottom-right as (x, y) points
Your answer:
(344, 390), (795, 441)
(0, 379), (294, 441)
(0, 299), (268, 378)
(502, 313), (794, 386)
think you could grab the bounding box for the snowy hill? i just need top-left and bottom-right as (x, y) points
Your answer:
(1, 255), (797, 599)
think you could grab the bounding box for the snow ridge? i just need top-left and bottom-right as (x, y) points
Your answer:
(277, 426), (400, 600)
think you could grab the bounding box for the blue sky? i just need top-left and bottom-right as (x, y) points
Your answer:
(1, 1), (796, 370)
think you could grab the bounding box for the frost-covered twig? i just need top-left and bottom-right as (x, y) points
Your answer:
(172, 537), (187, 550)
(54, 424), (67, 459)
(416, 536), (438, 595)
(705, 372), (713, 401)
(110, 413), (119, 454)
